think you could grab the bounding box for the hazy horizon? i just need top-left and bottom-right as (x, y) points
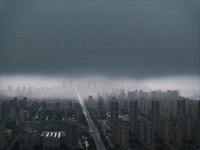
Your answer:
(0, 74), (199, 100)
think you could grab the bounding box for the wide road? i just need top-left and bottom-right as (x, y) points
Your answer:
(75, 90), (107, 150)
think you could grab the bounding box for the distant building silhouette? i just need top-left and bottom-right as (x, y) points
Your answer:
(198, 100), (200, 122)
(98, 98), (104, 113)
(75, 102), (80, 119)
(10, 107), (15, 121)
(111, 99), (119, 143)
(151, 100), (160, 134)
(130, 100), (138, 134)
(0, 121), (4, 149)
(0, 105), (1, 120)
(195, 123), (200, 148)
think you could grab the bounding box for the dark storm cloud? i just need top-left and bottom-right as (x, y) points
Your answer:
(0, 0), (199, 78)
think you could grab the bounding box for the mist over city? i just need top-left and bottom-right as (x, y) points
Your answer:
(0, 0), (199, 150)
(0, 75), (199, 100)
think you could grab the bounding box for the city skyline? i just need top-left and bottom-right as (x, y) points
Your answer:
(0, 75), (199, 100)
(0, 84), (200, 149)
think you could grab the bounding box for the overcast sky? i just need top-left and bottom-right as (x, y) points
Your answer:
(0, 0), (199, 78)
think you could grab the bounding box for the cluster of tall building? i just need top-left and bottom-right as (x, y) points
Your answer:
(0, 88), (199, 150)
(0, 96), (33, 126)
(0, 97), (81, 150)
(108, 89), (200, 150)
(39, 100), (81, 121)
(111, 99), (129, 149)
(0, 84), (77, 100)
(0, 97), (37, 149)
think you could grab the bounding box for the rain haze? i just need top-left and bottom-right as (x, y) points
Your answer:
(0, 0), (199, 98)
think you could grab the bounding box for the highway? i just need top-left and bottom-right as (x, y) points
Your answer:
(75, 90), (107, 150)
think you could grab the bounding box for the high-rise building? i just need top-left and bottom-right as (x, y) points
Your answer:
(118, 120), (129, 149)
(19, 97), (27, 109)
(19, 108), (25, 123)
(75, 102), (80, 119)
(9, 100), (14, 107)
(56, 102), (60, 114)
(68, 102), (73, 114)
(139, 90), (143, 98)
(16, 116), (21, 127)
(64, 109), (68, 121)
(134, 90), (139, 99)
(172, 127), (182, 149)
(151, 100), (160, 134)
(40, 102), (47, 121)
(139, 98), (146, 114)
(144, 103), (149, 115)
(187, 102), (198, 122)
(10, 107), (15, 120)
(144, 121), (154, 146)
(143, 92), (151, 99)
(195, 123), (200, 148)
(66, 118), (79, 149)
(123, 99), (129, 111)
(185, 116), (194, 142)
(127, 91), (134, 100)
(24, 110), (30, 121)
(130, 100), (138, 134)
(22, 97), (27, 108)
(177, 100), (186, 139)
(198, 100), (200, 122)
(13, 97), (18, 107)
(170, 100), (177, 119)
(0, 105), (1, 120)
(88, 95), (94, 109)
(120, 89), (126, 99)
(111, 100), (119, 143)
(0, 121), (4, 149)
(160, 118), (171, 143)
(177, 100), (186, 122)
(98, 98), (104, 113)
(137, 118), (145, 143)
(151, 91), (158, 99)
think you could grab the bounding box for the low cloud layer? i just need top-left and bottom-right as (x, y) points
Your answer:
(0, 1), (199, 100)
(0, 0), (199, 78)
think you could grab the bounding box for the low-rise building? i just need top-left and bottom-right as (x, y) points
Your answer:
(43, 131), (64, 150)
